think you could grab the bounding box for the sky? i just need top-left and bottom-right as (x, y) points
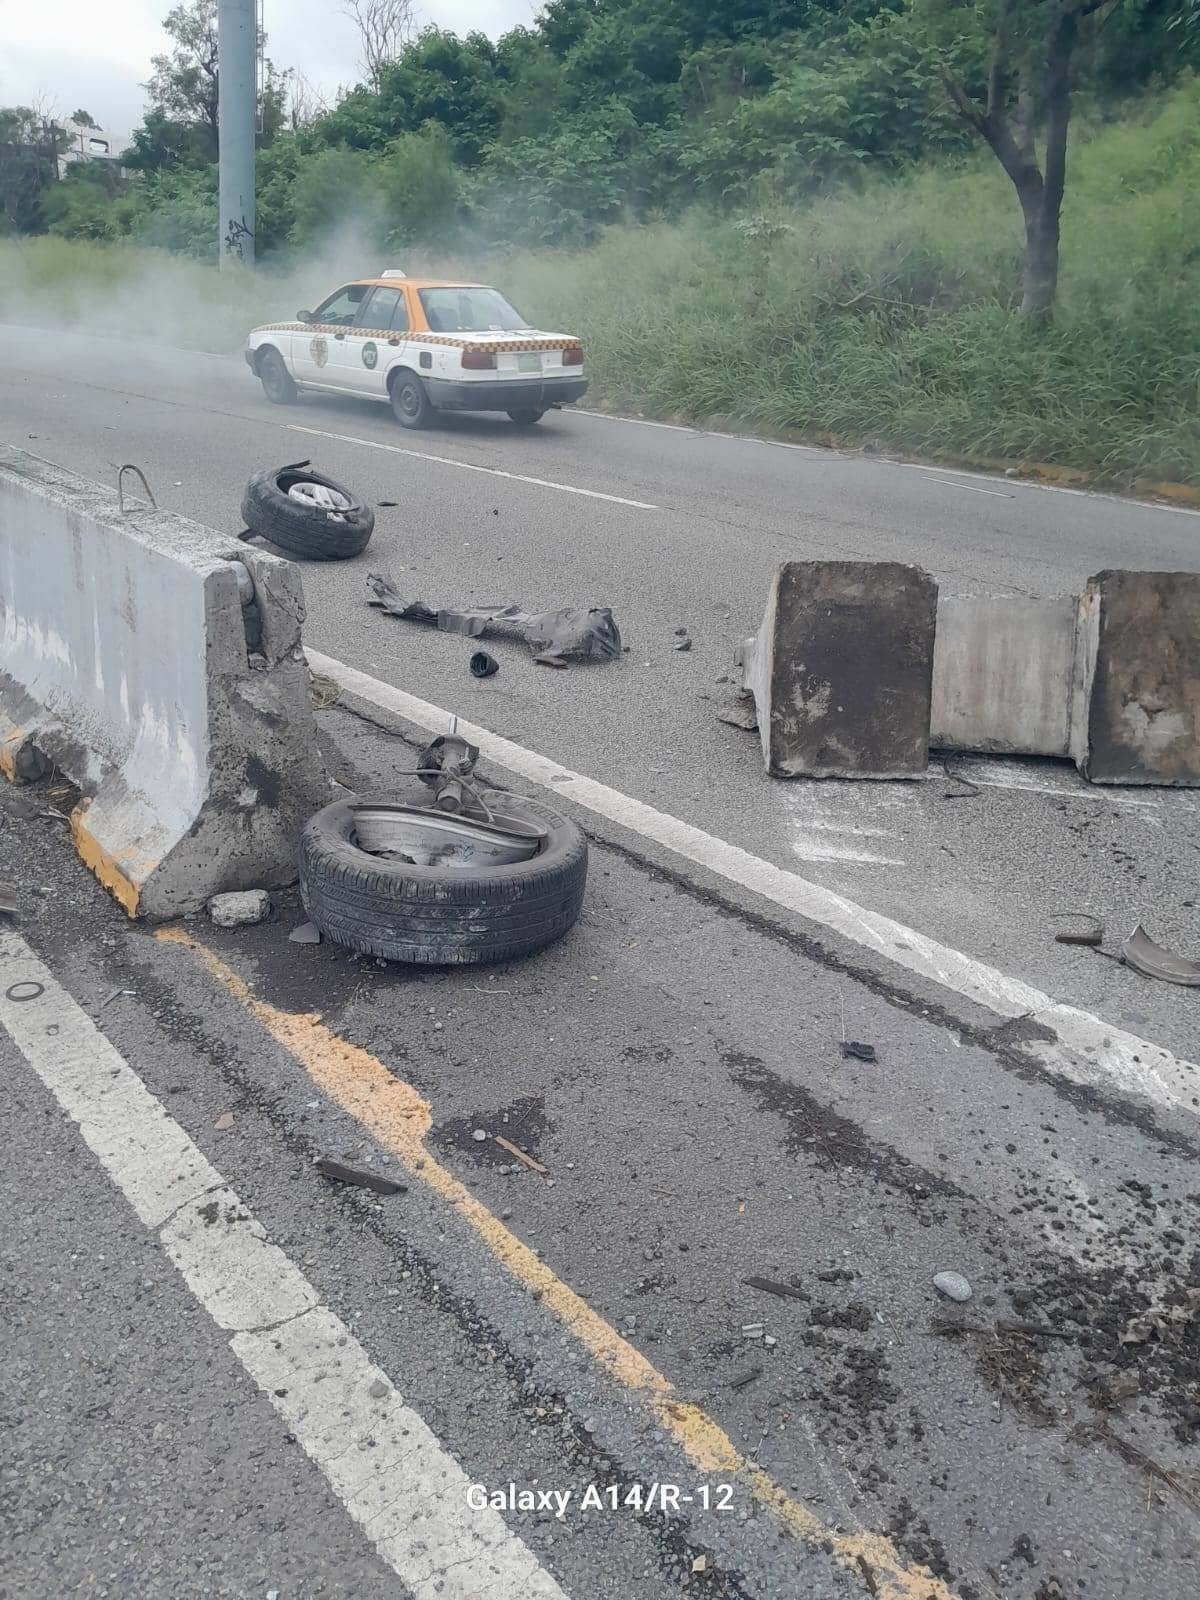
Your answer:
(1, 1), (538, 136)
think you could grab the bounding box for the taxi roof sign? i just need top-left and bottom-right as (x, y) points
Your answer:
(380, 268), (407, 279)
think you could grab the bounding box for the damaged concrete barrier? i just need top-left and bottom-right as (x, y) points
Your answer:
(0, 445), (330, 916)
(932, 571), (1200, 785)
(741, 560), (938, 778)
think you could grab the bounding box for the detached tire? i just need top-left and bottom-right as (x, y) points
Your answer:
(241, 462), (374, 560)
(300, 795), (588, 965)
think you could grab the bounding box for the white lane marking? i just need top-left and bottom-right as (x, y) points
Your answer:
(958, 760), (1168, 809)
(310, 650), (1200, 1120)
(919, 473), (1013, 499)
(791, 842), (904, 866)
(288, 424), (657, 509)
(569, 405), (1200, 517)
(0, 931), (566, 1600)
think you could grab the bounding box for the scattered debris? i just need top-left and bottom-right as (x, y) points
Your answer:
(315, 1156), (407, 1195)
(494, 1134), (547, 1174)
(841, 1040), (877, 1062)
(208, 889), (271, 928)
(743, 1275), (807, 1301)
(741, 1322), (765, 1340)
(933, 1270), (973, 1303)
(940, 760), (981, 800)
(377, 500), (398, 508)
(1120, 924), (1200, 987)
(309, 672), (342, 709)
(368, 1376), (389, 1399)
(1051, 912), (1105, 947)
(730, 1367), (762, 1391)
(472, 1128), (488, 1142)
(674, 630), (692, 652)
(856, 1555), (880, 1596)
(1092, 1369), (1140, 1408)
(4, 980), (43, 1003)
(366, 572), (621, 667)
(470, 650), (500, 679)
(0, 881), (19, 918)
(289, 921), (322, 944)
(215, 1111), (235, 1130)
(691, 1555), (707, 1574)
(100, 987), (136, 1009)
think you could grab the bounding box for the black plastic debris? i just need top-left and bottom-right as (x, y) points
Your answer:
(470, 650), (500, 679)
(315, 1156), (407, 1195)
(743, 1276), (806, 1301)
(1051, 912), (1104, 947)
(730, 1367), (762, 1390)
(366, 572), (621, 667)
(841, 1040), (877, 1062)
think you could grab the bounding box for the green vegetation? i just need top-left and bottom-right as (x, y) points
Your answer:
(3, 1), (1198, 483)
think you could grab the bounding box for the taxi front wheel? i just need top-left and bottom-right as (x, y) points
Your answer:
(389, 370), (433, 429)
(258, 347), (298, 405)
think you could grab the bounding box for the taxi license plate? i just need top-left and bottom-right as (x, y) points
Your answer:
(517, 353), (542, 373)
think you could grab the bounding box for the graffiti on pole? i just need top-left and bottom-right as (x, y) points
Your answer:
(223, 214), (255, 257)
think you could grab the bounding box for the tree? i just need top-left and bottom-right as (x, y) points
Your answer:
(932, 0), (1126, 319)
(0, 107), (67, 235)
(342, 0), (416, 83)
(146, 0), (221, 154)
(69, 108), (99, 128)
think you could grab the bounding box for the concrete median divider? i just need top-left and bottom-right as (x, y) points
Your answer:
(0, 445), (330, 916)
(734, 561), (1198, 786)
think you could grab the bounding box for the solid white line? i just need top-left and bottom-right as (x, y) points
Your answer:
(568, 406), (1200, 517)
(288, 424), (657, 509)
(0, 930), (566, 1600)
(919, 473), (1013, 499)
(310, 649), (1200, 1121)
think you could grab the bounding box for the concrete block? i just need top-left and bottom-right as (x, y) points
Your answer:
(743, 561), (937, 778)
(0, 445), (330, 916)
(1075, 570), (1200, 785)
(931, 596), (1077, 756)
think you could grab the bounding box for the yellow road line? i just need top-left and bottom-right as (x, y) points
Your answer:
(159, 927), (955, 1600)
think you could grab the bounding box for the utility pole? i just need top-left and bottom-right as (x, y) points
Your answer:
(217, 0), (256, 267)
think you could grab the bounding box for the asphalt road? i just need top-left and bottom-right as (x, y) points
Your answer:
(2, 322), (1199, 1600)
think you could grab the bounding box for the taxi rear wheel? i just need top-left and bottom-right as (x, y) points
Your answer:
(507, 409), (545, 426)
(258, 347), (298, 405)
(389, 370), (433, 430)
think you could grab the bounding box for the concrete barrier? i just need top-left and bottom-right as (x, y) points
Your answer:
(740, 560), (938, 778)
(0, 445), (329, 915)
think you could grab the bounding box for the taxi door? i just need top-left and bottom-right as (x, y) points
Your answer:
(338, 285), (409, 395)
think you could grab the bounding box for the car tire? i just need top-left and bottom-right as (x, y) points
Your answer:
(300, 794), (588, 965)
(241, 462), (374, 560)
(258, 347), (298, 405)
(507, 409), (545, 426)
(390, 369), (434, 429)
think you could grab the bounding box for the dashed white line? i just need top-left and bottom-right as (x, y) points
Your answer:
(288, 423), (657, 508)
(0, 930), (567, 1600)
(310, 649), (1200, 1122)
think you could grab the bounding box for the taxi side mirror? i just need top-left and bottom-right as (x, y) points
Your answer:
(298, 309), (313, 323)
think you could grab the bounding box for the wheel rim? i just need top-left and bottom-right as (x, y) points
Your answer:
(397, 381), (421, 419)
(352, 805), (543, 868)
(263, 356), (284, 398)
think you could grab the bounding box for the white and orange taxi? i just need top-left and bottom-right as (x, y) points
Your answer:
(245, 270), (587, 428)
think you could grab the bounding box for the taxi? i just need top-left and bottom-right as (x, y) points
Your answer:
(245, 270), (587, 428)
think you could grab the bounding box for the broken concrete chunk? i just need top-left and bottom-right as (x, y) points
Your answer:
(208, 889), (271, 928)
(289, 920), (322, 944)
(742, 560), (937, 778)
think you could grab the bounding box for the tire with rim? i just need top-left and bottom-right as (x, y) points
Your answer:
(389, 369), (433, 429)
(240, 462), (374, 559)
(300, 794), (588, 965)
(507, 408), (545, 426)
(257, 346), (298, 405)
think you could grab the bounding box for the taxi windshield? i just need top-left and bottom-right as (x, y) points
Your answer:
(419, 287), (528, 334)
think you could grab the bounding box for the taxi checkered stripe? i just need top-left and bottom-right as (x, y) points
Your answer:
(257, 322), (577, 354)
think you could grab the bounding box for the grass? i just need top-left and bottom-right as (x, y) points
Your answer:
(5, 79), (1198, 486)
